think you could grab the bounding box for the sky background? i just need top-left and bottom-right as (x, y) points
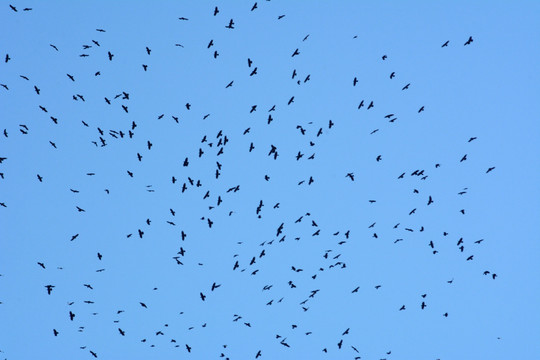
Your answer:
(1, 1), (539, 359)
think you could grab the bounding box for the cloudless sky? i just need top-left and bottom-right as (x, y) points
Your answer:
(1, 1), (539, 359)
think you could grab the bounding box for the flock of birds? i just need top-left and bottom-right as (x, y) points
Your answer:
(1, 3), (500, 360)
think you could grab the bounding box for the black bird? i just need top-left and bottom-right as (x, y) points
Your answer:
(367, 101), (374, 109)
(226, 19), (235, 29)
(390, 72), (395, 79)
(214, 6), (219, 16)
(226, 80), (234, 88)
(460, 154), (467, 162)
(76, 206), (85, 212)
(45, 285), (55, 294)
(53, 329), (59, 336)
(464, 36), (473, 46)
(69, 311), (75, 321)
(427, 196), (433, 205)
(118, 328), (125, 336)
(442, 40), (449, 47)
(353, 77), (358, 86)
(211, 282), (221, 291)
(108, 51), (114, 60)
(291, 48), (300, 57)
(418, 106), (425, 113)
(346, 173), (354, 181)
(402, 83), (410, 90)
(66, 74), (75, 81)
(486, 167), (496, 173)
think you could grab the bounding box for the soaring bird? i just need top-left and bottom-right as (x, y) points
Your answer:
(464, 36), (473, 46)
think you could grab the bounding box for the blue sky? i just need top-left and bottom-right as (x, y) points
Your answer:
(1, 1), (539, 359)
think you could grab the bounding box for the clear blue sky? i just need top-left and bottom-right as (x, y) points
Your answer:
(1, 1), (539, 359)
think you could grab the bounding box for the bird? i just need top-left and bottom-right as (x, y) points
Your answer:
(45, 285), (55, 294)
(464, 36), (473, 46)
(442, 40), (449, 47)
